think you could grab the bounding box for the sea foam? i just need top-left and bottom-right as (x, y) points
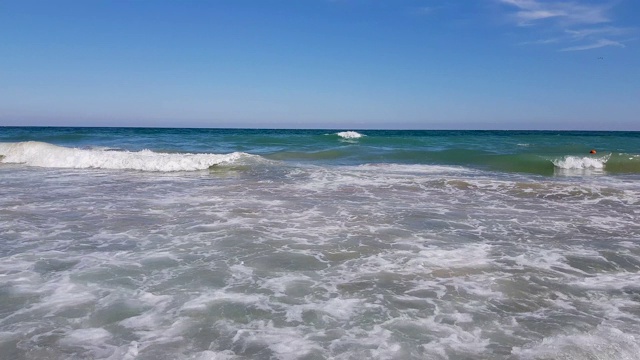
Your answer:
(336, 131), (364, 139)
(552, 155), (609, 169)
(0, 141), (250, 172)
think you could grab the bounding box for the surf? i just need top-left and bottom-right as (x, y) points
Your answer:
(335, 131), (365, 139)
(0, 141), (256, 172)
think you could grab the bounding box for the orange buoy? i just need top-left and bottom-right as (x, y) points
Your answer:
(590, 149), (596, 154)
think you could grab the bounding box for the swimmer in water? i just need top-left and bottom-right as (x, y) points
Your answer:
(590, 149), (596, 154)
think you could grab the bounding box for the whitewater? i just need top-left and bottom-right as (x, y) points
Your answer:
(1, 127), (640, 359)
(0, 141), (253, 171)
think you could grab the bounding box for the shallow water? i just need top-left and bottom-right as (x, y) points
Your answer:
(1, 128), (640, 359)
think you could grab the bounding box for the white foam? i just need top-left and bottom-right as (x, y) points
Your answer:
(112, 291), (174, 341)
(260, 273), (314, 296)
(106, 341), (139, 360)
(187, 350), (238, 360)
(336, 131), (364, 139)
(12, 275), (98, 316)
(180, 290), (273, 314)
(0, 141), (252, 171)
(510, 249), (579, 274)
(354, 163), (473, 175)
(416, 321), (489, 358)
(513, 326), (640, 360)
(229, 320), (323, 360)
(415, 244), (492, 269)
(326, 324), (403, 359)
(59, 328), (112, 346)
(292, 163), (473, 194)
(552, 155), (609, 170)
(57, 328), (114, 359)
(285, 297), (364, 323)
(569, 271), (640, 291)
(346, 244), (492, 280)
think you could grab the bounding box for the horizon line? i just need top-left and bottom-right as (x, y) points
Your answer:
(1, 125), (638, 133)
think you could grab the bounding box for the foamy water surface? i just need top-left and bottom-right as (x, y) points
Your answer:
(1, 160), (640, 360)
(2, 129), (640, 359)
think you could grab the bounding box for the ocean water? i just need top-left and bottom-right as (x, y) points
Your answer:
(1, 127), (640, 360)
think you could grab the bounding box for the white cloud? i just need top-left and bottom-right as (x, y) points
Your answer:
(499, 0), (631, 51)
(565, 26), (630, 39)
(500, 0), (610, 25)
(516, 9), (564, 21)
(561, 38), (625, 51)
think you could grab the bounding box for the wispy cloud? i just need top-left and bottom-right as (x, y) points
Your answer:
(500, 0), (610, 25)
(499, 0), (632, 51)
(561, 38), (625, 51)
(565, 26), (630, 39)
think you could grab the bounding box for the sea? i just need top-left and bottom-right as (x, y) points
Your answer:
(1, 127), (639, 360)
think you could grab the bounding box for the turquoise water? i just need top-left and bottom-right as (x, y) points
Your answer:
(1, 127), (640, 174)
(1, 127), (640, 359)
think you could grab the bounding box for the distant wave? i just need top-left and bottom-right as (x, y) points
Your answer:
(0, 141), (253, 172)
(336, 131), (364, 139)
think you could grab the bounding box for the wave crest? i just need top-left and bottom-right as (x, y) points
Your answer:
(336, 131), (364, 139)
(552, 155), (610, 170)
(0, 141), (251, 172)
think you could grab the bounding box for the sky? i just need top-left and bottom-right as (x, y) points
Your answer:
(0, 0), (639, 130)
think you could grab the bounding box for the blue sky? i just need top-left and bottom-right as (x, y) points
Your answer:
(1, 0), (638, 130)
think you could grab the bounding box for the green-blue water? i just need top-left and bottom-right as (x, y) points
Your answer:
(1, 127), (639, 175)
(1, 127), (640, 359)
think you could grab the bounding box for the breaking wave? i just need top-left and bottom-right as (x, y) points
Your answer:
(0, 141), (253, 172)
(552, 154), (610, 170)
(336, 131), (364, 139)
